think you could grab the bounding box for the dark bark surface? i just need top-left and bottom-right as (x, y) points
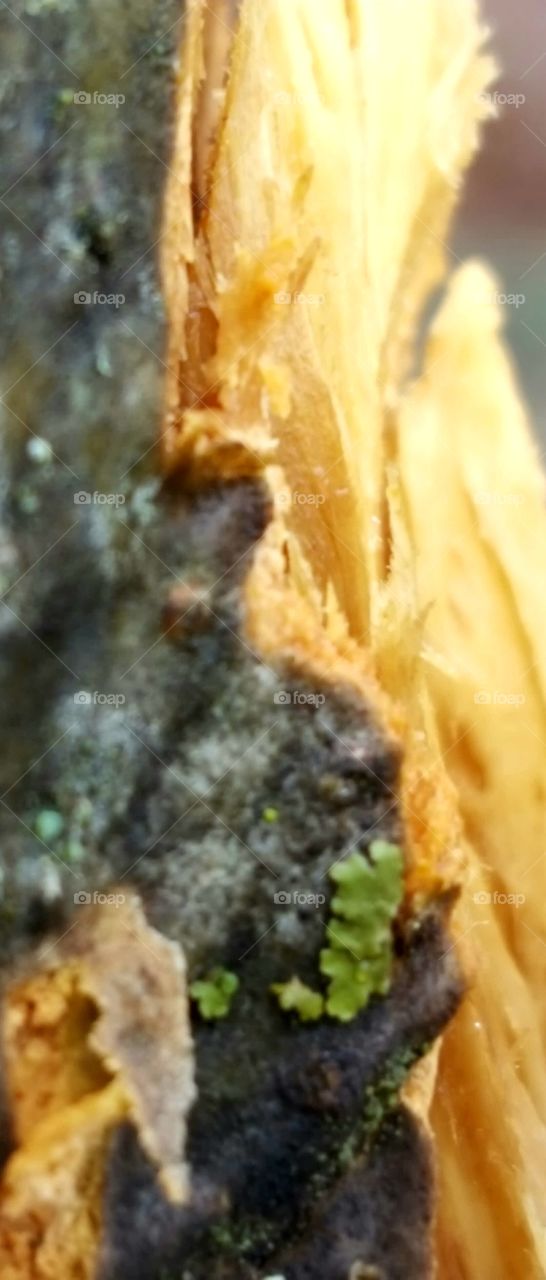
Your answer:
(0, 4), (463, 1278)
(0, 0), (185, 951)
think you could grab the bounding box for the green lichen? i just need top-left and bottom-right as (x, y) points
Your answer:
(320, 841), (404, 1021)
(209, 1216), (276, 1259)
(272, 840), (404, 1023)
(336, 1040), (431, 1175)
(362, 1042), (430, 1139)
(190, 967), (239, 1020)
(16, 484), (40, 515)
(271, 976), (324, 1021)
(33, 808), (65, 844)
(55, 87), (76, 108)
(61, 838), (85, 864)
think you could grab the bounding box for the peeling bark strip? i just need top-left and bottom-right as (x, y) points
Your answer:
(0, 896), (195, 1277)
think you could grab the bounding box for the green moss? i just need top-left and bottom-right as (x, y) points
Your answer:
(272, 840), (404, 1023)
(320, 841), (404, 1020)
(190, 967), (239, 1020)
(209, 1217), (276, 1259)
(333, 1040), (432, 1179)
(362, 1042), (431, 1139)
(337, 1130), (360, 1170)
(270, 976), (324, 1021)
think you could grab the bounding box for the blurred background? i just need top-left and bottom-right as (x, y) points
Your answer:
(455, 0), (546, 438)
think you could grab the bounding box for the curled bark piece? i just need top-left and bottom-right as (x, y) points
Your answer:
(0, 895), (195, 1280)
